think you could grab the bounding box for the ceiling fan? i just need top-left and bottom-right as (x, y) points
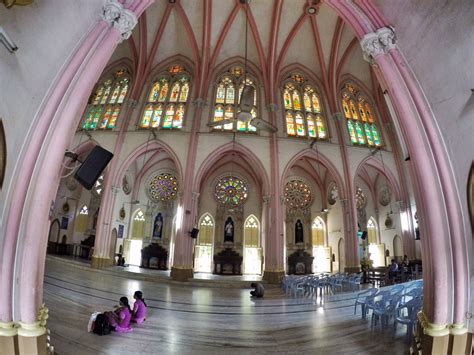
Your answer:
(207, 0), (277, 134)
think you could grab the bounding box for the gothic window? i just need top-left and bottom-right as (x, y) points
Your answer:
(214, 175), (248, 207)
(283, 73), (327, 139)
(82, 68), (130, 130)
(148, 173), (179, 202)
(284, 178), (312, 209)
(93, 175), (104, 196)
(79, 205), (89, 215)
(198, 213), (214, 245)
(131, 209), (145, 239)
(367, 217), (377, 244)
(76, 205), (89, 233)
(341, 82), (381, 147)
(211, 66), (258, 132)
(244, 215), (260, 247)
(312, 217), (325, 246)
(140, 64), (191, 129)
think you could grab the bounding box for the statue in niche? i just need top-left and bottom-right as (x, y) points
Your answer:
(224, 217), (234, 242)
(153, 213), (163, 239)
(295, 219), (304, 244)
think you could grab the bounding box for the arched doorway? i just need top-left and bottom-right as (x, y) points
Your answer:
(125, 209), (146, 266)
(312, 217), (330, 273)
(48, 219), (60, 243)
(194, 213), (214, 273)
(243, 215), (262, 275)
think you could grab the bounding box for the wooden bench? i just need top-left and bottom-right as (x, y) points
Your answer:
(367, 267), (388, 287)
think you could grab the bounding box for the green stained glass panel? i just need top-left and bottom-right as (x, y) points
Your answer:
(355, 121), (365, 144)
(307, 115), (316, 138)
(91, 107), (102, 129)
(162, 105), (175, 128)
(372, 124), (381, 146)
(316, 116), (326, 138)
(108, 108), (119, 129)
(100, 107), (112, 129)
(141, 106), (153, 128)
(149, 82), (160, 102)
(283, 90), (292, 109)
(304, 92), (312, 112)
(364, 123), (374, 146)
(347, 121), (357, 143)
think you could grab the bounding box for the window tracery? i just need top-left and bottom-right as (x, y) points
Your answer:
(214, 176), (248, 207)
(341, 82), (381, 147)
(211, 66), (258, 132)
(148, 173), (179, 202)
(283, 73), (327, 139)
(140, 64), (191, 129)
(82, 68), (130, 130)
(284, 178), (312, 209)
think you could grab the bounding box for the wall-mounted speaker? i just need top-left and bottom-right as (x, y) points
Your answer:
(189, 228), (199, 239)
(74, 145), (113, 190)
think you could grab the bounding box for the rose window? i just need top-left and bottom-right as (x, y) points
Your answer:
(284, 179), (312, 209)
(214, 176), (248, 207)
(149, 173), (178, 202)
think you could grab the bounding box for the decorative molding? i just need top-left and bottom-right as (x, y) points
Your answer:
(17, 321), (46, 337)
(418, 311), (450, 337)
(101, 0), (138, 42)
(360, 26), (397, 64)
(450, 323), (468, 335)
(0, 321), (17, 336)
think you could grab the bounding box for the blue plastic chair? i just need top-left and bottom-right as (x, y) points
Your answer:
(354, 288), (378, 319)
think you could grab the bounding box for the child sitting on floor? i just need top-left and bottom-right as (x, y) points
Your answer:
(132, 290), (147, 324)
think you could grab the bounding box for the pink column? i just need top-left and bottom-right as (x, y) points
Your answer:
(373, 53), (453, 325)
(0, 21), (108, 324)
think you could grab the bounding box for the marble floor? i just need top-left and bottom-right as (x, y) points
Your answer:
(44, 257), (409, 354)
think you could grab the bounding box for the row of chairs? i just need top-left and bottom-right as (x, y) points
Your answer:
(354, 280), (423, 342)
(282, 272), (363, 298)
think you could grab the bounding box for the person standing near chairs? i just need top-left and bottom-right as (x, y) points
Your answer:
(388, 259), (399, 281)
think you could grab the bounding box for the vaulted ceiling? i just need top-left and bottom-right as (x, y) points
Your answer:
(109, 0), (375, 106)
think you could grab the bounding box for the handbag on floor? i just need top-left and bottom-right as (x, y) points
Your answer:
(92, 313), (111, 336)
(87, 312), (101, 333)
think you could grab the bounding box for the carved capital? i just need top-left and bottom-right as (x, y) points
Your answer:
(360, 26), (397, 64)
(101, 0), (138, 42)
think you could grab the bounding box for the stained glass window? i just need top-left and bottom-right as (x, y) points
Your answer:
(134, 210), (145, 221)
(82, 68), (130, 130)
(341, 83), (382, 147)
(198, 213), (214, 245)
(211, 66), (258, 132)
(140, 64), (191, 129)
(283, 74), (327, 139)
(148, 173), (179, 202)
(284, 179), (312, 209)
(79, 205), (89, 215)
(214, 176), (248, 207)
(367, 218), (377, 244)
(312, 217), (324, 246)
(244, 215), (260, 247)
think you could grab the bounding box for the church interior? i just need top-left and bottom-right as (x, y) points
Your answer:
(0, 0), (473, 354)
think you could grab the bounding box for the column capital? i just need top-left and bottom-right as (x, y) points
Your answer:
(101, 0), (138, 42)
(418, 311), (450, 337)
(360, 26), (397, 64)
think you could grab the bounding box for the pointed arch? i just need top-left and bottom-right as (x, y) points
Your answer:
(393, 234), (403, 259)
(367, 216), (377, 244)
(244, 214), (260, 248)
(48, 219), (60, 243)
(197, 212), (215, 246)
(131, 208), (146, 240)
(312, 216), (325, 246)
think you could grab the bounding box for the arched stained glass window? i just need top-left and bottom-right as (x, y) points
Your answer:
(283, 73), (327, 139)
(214, 175), (248, 207)
(79, 205), (89, 215)
(140, 64), (191, 129)
(93, 175), (104, 196)
(367, 218), (377, 244)
(82, 68), (130, 131)
(198, 213), (214, 245)
(312, 217), (325, 246)
(211, 66), (258, 133)
(341, 83), (381, 147)
(244, 215), (260, 247)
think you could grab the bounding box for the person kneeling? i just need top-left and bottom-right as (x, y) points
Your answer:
(105, 296), (133, 333)
(250, 282), (264, 298)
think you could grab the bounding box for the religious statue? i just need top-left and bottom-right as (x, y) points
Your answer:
(224, 217), (234, 242)
(295, 219), (304, 244)
(153, 213), (163, 239)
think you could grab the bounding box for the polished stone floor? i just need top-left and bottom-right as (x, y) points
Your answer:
(44, 257), (409, 354)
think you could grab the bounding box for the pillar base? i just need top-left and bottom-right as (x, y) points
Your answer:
(91, 256), (113, 268)
(170, 266), (193, 281)
(0, 321), (18, 354)
(344, 266), (360, 273)
(262, 270), (285, 284)
(17, 333), (47, 355)
(416, 312), (473, 354)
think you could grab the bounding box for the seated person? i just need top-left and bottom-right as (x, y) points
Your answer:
(105, 296), (132, 333)
(401, 255), (410, 271)
(388, 259), (399, 280)
(250, 282), (265, 298)
(132, 290), (147, 324)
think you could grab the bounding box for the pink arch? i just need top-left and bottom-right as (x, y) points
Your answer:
(355, 155), (402, 202)
(194, 142), (270, 196)
(113, 139), (183, 188)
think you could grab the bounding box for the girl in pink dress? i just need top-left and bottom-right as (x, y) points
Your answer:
(105, 296), (133, 333)
(132, 290), (147, 324)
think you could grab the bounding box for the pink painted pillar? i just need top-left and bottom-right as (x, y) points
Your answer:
(14, 0), (153, 323)
(0, 21), (108, 324)
(373, 53), (453, 325)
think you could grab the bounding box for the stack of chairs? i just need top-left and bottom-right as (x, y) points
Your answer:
(353, 279), (423, 342)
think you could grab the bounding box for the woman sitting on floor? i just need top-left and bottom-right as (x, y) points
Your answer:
(132, 290), (147, 324)
(105, 296), (133, 333)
